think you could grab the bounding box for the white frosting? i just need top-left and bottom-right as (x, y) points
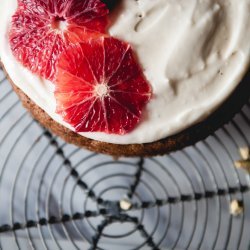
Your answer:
(0, 0), (250, 144)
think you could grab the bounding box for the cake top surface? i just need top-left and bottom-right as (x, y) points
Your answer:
(0, 0), (250, 144)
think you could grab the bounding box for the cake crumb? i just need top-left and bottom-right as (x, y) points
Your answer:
(239, 147), (250, 160)
(230, 200), (244, 216)
(234, 147), (250, 174)
(120, 199), (132, 211)
(234, 160), (250, 174)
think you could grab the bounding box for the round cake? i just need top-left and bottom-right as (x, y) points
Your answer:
(0, 0), (250, 156)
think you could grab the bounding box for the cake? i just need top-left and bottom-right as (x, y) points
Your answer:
(0, 0), (250, 157)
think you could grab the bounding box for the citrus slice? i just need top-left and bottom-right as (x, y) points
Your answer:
(9, 0), (109, 80)
(55, 37), (152, 134)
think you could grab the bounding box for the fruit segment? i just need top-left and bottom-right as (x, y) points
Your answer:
(10, 0), (109, 80)
(55, 37), (152, 135)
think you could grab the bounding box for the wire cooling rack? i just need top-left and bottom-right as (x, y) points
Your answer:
(0, 66), (250, 249)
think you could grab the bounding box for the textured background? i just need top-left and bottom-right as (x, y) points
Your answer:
(0, 67), (250, 249)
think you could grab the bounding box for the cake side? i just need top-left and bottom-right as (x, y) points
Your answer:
(2, 61), (250, 157)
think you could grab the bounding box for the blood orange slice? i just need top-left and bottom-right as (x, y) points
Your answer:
(9, 0), (109, 80)
(55, 37), (152, 135)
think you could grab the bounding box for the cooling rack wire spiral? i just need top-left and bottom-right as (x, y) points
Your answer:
(0, 67), (250, 249)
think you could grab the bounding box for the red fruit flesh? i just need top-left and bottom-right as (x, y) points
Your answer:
(10, 0), (109, 80)
(55, 37), (152, 135)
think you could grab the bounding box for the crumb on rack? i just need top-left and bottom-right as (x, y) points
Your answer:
(230, 200), (244, 216)
(239, 147), (250, 160)
(120, 198), (132, 211)
(234, 147), (250, 174)
(234, 160), (250, 173)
